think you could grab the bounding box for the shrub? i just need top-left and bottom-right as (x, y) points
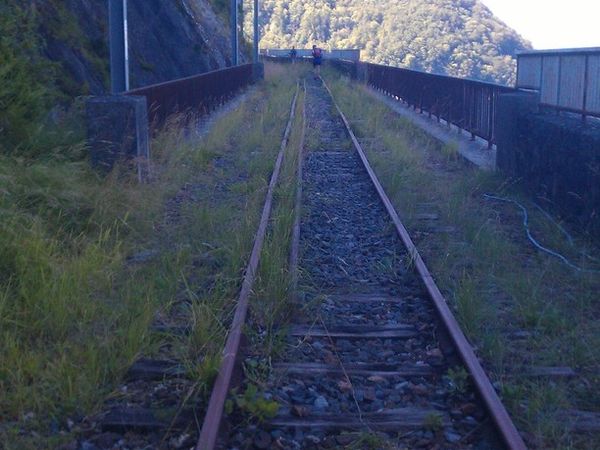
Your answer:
(0, 2), (55, 155)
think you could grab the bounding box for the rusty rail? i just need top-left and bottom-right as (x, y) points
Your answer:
(126, 64), (256, 125)
(321, 77), (527, 450)
(195, 83), (300, 450)
(290, 80), (306, 294)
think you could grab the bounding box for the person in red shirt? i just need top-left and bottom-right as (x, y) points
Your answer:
(312, 45), (323, 77)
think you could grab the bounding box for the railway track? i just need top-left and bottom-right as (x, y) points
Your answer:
(78, 72), (525, 450)
(73, 84), (301, 450)
(198, 75), (527, 450)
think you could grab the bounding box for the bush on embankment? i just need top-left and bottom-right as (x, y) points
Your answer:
(0, 5), (165, 444)
(0, 2), (57, 156)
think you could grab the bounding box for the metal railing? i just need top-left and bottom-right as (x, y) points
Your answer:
(126, 64), (256, 125)
(517, 48), (600, 120)
(363, 63), (515, 147)
(266, 55), (516, 147)
(262, 48), (361, 62)
(325, 59), (515, 147)
(328, 59), (360, 78)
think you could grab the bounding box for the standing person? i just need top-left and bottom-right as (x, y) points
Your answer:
(289, 46), (297, 64)
(312, 45), (323, 77)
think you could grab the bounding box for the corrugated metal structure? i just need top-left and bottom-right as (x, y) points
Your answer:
(263, 48), (361, 62)
(517, 48), (600, 119)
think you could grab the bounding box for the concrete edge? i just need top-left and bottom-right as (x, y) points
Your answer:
(363, 86), (497, 171)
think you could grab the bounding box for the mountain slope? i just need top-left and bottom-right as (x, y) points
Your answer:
(38, 0), (242, 96)
(252, 0), (531, 85)
(0, 0), (240, 154)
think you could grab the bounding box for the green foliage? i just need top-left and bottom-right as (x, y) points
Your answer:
(246, 0), (531, 84)
(344, 432), (396, 449)
(243, 358), (273, 385)
(38, 0), (109, 98)
(227, 384), (280, 422)
(441, 141), (460, 162)
(0, 153), (168, 441)
(423, 413), (444, 432)
(445, 366), (470, 395)
(211, 0), (232, 21)
(0, 2), (55, 154)
(0, 1), (107, 157)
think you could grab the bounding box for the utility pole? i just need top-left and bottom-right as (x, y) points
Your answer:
(109, 0), (129, 93)
(231, 0), (238, 66)
(253, 0), (259, 62)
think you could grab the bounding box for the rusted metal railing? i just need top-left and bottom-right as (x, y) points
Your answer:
(126, 64), (256, 125)
(328, 59), (359, 79)
(363, 63), (515, 147)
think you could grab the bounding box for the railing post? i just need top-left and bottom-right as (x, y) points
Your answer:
(231, 0), (238, 66)
(582, 54), (589, 123)
(461, 81), (467, 134)
(253, 0), (259, 63)
(471, 86), (477, 140)
(556, 55), (562, 115)
(488, 90), (494, 148)
(109, 0), (129, 93)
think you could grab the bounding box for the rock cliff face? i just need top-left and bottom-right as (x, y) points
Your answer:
(38, 0), (241, 96)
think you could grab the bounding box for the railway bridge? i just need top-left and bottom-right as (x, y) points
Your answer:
(81, 48), (600, 450)
(85, 6), (600, 444)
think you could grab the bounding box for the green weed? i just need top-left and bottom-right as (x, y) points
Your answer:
(344, 431), (396, 450)
(445, 367), (470, 396)
(423, 412), (444, 432)
(226, 384), (280, 423)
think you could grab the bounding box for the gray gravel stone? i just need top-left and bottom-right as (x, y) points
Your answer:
(445, 430), (462, 443)
(314, 395), (329, 410)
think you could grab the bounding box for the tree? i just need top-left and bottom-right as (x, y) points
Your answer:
(244, 0), (531, 85)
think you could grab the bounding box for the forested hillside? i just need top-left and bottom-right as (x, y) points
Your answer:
(247, 0), (531, 85)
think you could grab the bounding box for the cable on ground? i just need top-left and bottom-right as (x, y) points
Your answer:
(483, 194), (600, 274)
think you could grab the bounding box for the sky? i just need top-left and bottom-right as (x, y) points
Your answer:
(481, 0), (600, 49)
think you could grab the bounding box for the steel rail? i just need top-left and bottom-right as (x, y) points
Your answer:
(321, 77), (527, 450)
(196, 82), (300, 450)
(289, 80), (306, 294)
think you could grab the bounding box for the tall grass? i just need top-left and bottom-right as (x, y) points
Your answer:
(171, 81), (298, 386)
(0, 62), (303, 448)
(219, 69), (313, 433)
(0, 153), (176, 449)
(248, 80), (307, 357)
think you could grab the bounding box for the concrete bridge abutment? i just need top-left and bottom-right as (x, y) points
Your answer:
(86, 95), (150, 182)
